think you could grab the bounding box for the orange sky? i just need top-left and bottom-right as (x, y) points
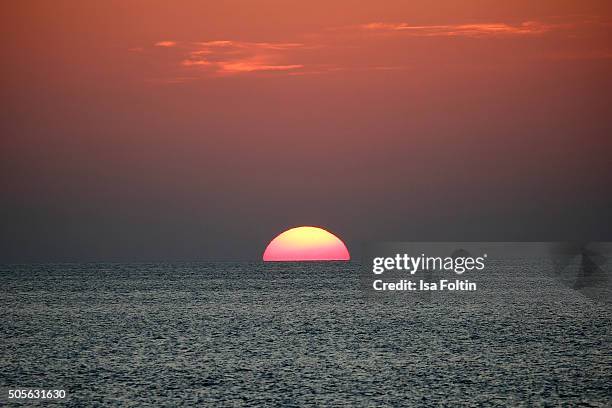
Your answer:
(3, 2), (612, 82)
(1, 1), (611, 261)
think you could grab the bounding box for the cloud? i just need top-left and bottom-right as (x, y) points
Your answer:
(155, 41), (177, 47)
(179, 40), (306, 76)
(356, 21), (567, 37)
(140, 17), (609, 81)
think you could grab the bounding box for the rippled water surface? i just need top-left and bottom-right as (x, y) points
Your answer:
(1, 262), (611, 406)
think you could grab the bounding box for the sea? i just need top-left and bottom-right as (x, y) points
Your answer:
(1, 261), (610, 406)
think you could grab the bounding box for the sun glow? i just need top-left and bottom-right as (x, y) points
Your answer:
(263, 226), (350, 261)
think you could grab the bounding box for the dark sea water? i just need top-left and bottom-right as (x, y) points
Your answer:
(1, 262), (610, 406)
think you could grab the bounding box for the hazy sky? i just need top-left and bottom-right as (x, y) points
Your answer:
(2, 1), (611, 262)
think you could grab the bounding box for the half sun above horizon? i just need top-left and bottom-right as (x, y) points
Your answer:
(263, 226), (350, 262)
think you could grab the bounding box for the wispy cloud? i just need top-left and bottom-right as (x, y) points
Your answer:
(135, 16), (610, 82)
(179, 40), (305, 75)
(155, 41), (177, 47)
(356, 21), (570, 37)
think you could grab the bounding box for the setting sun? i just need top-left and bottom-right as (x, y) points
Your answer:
(263, 226), (350, 261)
